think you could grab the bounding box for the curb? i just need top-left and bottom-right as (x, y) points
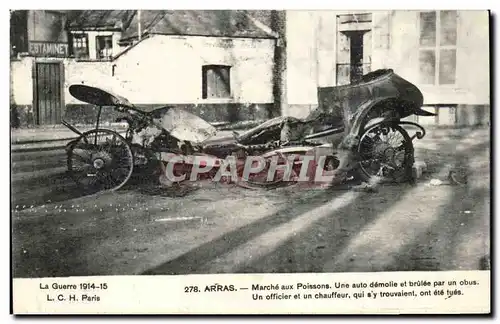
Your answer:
(10, 124), (488, 153)
(11, 144), (68, 154)
(12, 137), (79, 145)
(11, 127), (129, 145)
(10, 124), (248, 153)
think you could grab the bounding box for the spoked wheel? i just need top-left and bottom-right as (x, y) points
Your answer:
(357, 122), (414, 183)
(67, 129), (134, 192)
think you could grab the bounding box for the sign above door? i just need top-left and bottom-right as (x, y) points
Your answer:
(28, 41), (68, 57)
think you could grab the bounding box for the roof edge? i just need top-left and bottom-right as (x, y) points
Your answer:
(119, 32), (277, 43)
(245, 13), (279, 39)
(68, 26), (123, 32)
(112, 33), (151, 61)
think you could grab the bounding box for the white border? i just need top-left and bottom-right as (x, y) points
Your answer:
(3, 1), (497, 323)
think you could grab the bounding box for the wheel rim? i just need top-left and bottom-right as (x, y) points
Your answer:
(67, 129), (134, 191)
(358, 123), (413, 181)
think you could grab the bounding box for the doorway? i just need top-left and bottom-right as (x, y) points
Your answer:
(348, 31), (365, 83)
(336, 13), (373, 85)
(33, 62), (64, 125)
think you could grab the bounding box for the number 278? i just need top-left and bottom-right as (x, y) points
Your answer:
(184, 286), (199, 293)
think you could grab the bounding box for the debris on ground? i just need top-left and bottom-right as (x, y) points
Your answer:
(429, 179), (443, 186)
(448, 170), (468, 185)
(412, 161), (428, 179)
(426, 169), (469, 187)
(351, 182), (379, 193)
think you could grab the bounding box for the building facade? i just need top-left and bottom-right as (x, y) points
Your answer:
(10, 10), (72, 127)
(285, 10), (490, 126)
(11, 10), (490, 129)
(10, 10), (277, 128)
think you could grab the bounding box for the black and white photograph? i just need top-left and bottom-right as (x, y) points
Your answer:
(9, 9), (491, 314)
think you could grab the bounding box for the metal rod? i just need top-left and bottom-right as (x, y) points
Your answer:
(61, 119), (83, 136)
(95, 105), (102, 145)
(138, 10), (142, 41)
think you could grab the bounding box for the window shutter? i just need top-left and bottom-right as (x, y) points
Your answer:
(202, 65), (231, 99)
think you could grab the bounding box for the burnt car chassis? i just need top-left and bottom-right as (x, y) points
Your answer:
(62, 69), (436, 192)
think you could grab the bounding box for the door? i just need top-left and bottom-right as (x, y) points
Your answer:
(362, 30), (372, 75)
(336, 13), (373, 85)
(34, 62), (63, 125)
(349, 31), (365, 83)
(336, 30), (372, 85)
(336, 31), (351, 85)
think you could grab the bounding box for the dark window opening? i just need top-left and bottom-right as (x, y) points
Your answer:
(96, 35), (113, 60)
(202, 65), (231, 99)
(10, 10), (28, 57)
(349, 31), (365, 83)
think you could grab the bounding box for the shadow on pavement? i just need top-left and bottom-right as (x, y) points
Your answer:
(381, 139), (490, 272)
(12, 128), (490, 277)
(240, 136), (490, 273)
(142, 130), (490, 275)
(141, 182), (417, 275)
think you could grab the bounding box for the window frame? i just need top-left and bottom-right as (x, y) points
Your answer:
(201, 64), (232, 100)
(70, 32), (89, 59)
(418, 10), (458, 86)
(95, 35), (114, 60)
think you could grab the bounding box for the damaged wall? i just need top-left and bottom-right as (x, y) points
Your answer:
(111, 35), (275, 105)
(27, 10), (68, 44)
(10, 34), (277, 127)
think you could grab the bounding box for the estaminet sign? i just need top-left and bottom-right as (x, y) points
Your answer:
(29, 41), (68, 57)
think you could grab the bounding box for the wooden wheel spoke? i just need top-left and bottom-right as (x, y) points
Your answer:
(357, 123), (413, 182)
(67, 129), (134, 191)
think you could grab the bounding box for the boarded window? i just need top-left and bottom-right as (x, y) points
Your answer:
(70, 33), (89, 59)
(202, 65), (231, 99)
(418, 11), (457, 85)
(96, 35), (113, 60)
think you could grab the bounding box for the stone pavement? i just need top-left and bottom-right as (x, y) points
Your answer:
(11, 126), (491, 277)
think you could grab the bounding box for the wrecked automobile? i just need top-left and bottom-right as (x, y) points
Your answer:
(63, 69), (435, 192)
